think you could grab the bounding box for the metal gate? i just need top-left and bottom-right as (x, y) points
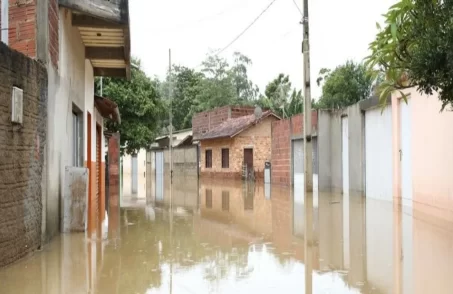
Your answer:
(365, 106), (393, 201)
(155, 151), (164, 201)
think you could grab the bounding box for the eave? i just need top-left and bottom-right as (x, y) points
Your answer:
(59, 0), (131, 80)
(94, 95), (121, 123)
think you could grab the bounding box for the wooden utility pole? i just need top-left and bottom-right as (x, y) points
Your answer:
(302, 0), (313, 293)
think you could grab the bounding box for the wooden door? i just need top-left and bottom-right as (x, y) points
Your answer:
(96, 124), (102, 223)
(244, 148), (253, 178)
(244, 148), (253, 169)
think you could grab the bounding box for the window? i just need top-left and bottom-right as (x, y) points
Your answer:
(221, 148), (229, 168)
(206, 189), (212, 208)
(72, 110), (83, 167)
(205, 150), (212, 168)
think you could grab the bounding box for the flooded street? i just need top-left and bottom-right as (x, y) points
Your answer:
(1, 177), (453, 294)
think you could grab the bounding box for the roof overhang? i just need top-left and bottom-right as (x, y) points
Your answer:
(94, 95), (121, 123)
(59, 0), (131, 80)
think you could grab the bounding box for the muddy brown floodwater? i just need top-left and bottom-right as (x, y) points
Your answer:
(1, 177), (453, 293)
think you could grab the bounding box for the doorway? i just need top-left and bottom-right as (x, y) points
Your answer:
(243, 148), (253, 179)
(87, 112), (93, 233)
(96, 124), (103, 222)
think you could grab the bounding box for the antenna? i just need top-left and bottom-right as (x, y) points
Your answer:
(254, 106), (263, 119)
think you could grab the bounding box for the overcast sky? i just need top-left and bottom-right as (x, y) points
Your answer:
(129, 0), (396, 99)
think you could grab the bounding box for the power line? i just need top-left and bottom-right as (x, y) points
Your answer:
(217, 0), (279, 55)
(292, 0), (303, 16)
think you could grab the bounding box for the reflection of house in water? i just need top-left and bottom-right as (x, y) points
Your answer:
(147, 174), (199, 213)
(195, 179), (320, 269)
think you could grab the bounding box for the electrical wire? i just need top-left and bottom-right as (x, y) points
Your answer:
(292, 0), (303, 16)
(216, 0), (279, 55)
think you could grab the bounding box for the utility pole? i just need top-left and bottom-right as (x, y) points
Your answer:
(302, 0), (313, 193)
(168, 49), (174, 185)
(302, 0), (313, 293)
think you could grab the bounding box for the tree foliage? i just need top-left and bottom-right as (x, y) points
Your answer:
(95, 59), (164, 155)
(160, 51), (261, 129)
(257, 74), (303, 118)
(365, 0), (453, 109)
(100, 53), (309, 153)
(316, 61), (373, 109)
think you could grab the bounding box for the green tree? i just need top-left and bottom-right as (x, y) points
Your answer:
(195, 53), (238, 110)
(161, 65), (203, 130)
(258, 74), (303, 117)
(365, 0), (453, 109)
(95, 58), (164, 155)
(316, 61), (373, 109)
(230, 52), (260, 102)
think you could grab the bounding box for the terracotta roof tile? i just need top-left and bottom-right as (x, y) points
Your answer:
(199, 111), (279, 140)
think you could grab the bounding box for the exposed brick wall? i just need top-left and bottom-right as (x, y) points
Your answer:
(291, 111), (318, 137)
(271, 119), (291, 185)
(0, 42), (47, 267)
(48, 0), (58, 68)
(230, 106), (255, 118)
(200, 117), (275, 179)
(271, 111), (318, 186)
(192, 106), (256, 140)
(7, 0), (37, 58)
(2, 0), (58, 67)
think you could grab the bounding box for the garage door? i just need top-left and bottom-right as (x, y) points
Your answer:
(365, 106), (393, 201)
(293, 139), (319, 195)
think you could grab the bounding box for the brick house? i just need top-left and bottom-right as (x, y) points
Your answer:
(0, 0), (130, 267)
(199, 110), (280, 179)
(192, 105), (257, 141)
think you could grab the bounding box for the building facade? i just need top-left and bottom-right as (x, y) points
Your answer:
(0, 0), (130, 266)
(199, 111), (279, 180)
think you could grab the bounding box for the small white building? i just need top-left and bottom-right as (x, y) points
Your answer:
(122, 129), (198, 200)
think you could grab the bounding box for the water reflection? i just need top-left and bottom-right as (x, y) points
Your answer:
(1, 177), (453, 293)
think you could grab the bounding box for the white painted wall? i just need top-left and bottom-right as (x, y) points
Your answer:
(365, 106), (393, 202)
(46, 8), (102, 236)
(399, 99), (413, 208)
(123, 149), (147, 198)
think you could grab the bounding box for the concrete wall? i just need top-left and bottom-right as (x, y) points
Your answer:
(392, 88), (453, 222)
(200, 117), (276, 179)
(0, 42), (47, 267)
(123, 149), (147, 199)
(318, 104), (365, 194)
(170, 146), (198, 175)
(44, 9), (106, 239)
